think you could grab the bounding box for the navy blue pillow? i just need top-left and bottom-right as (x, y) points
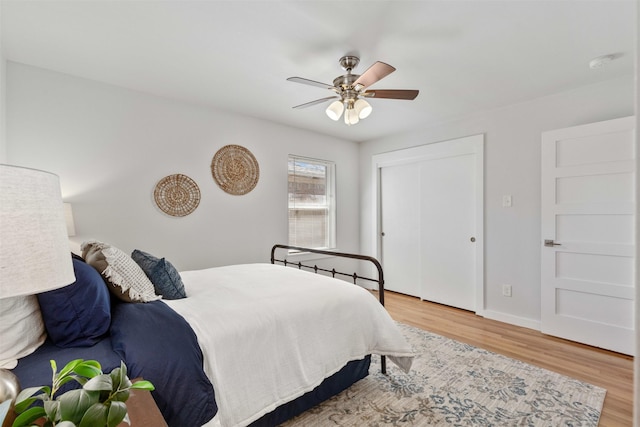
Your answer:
(131, 249), (186, 300)
(37, 258), (111, 348)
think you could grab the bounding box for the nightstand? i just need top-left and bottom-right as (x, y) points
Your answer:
(120, 380), (168, 427)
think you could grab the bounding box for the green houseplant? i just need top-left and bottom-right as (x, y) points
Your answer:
(12, 359), (154, 427)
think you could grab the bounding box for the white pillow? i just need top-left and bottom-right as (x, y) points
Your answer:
(81, 240), (160, 303)
(0, 295), (46, 368)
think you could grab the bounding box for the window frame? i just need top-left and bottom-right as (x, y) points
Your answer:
(287, 155), (336, 251)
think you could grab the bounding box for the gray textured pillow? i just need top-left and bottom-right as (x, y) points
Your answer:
(81, 240), (160, 303)
(131, 249), (186, 300)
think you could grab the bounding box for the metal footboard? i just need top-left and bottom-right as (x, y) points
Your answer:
(270, 244), (387, 374)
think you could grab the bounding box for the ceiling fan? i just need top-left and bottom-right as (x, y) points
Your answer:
(287, 55), (419, 126)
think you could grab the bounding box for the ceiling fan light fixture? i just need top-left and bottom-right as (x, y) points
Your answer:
(288, 55), (418, 126)
(344, 106), (359, 126)
(326, 100), (344, 121)
(354, 98), (372, 119)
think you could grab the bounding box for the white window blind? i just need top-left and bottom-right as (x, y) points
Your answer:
(288, 156), (336, 249)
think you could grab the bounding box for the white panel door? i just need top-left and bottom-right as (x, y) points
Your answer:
(541, 116), (635, 355)
(420, 154), (477, 310)
(380, 162), (421, 296)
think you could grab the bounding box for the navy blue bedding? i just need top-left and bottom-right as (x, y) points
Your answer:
(110, 300), (217, 427)
(12, 300), (217, 427)
(12, 337), (122, 394)
(249, 356), (371, 427)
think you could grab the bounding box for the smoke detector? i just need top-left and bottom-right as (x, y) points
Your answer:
(589, 53), (622, 69)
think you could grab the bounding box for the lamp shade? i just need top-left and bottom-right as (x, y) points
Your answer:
(325, 101), (344, 121)
(0, 165), (75, 298)
(344, 107), (359, 125)
(354, 98), (372, 119)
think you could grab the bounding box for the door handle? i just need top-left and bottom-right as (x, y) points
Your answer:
(544, 239), (561, 247)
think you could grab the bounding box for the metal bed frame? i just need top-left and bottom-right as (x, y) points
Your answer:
(270, 244), (387, 374)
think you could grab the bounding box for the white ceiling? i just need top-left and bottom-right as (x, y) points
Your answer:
(1, 0), (636, 142)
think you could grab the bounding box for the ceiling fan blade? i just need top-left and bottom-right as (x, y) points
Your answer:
(292, 96), (339, 109)
(352, 62), (396, 90)
(363, 89), (419, 100)
(287, 77), (336, 91)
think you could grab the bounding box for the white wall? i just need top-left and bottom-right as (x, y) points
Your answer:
(359, 76), (634, 328)
(0, 1), (6, 163)
(634, 2), (639, 423)
(6, 62), (360, 271)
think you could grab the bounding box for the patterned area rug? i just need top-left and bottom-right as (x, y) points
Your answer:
(282, 322), (606, 426)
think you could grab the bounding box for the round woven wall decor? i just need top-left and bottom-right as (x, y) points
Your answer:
(153, 174), (201, 217)
(211, 145), (259, 195)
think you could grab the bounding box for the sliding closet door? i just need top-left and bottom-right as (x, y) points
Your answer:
(420, 153), (477, 310)
(376, 135), (484, 312)
(380, 163), (421, 296)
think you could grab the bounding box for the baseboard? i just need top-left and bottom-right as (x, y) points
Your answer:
(481, 309), (541, 331)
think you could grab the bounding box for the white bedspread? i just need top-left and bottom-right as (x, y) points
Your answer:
(165, 263), (413, 427)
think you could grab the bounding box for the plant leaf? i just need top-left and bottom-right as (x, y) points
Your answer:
(108, 365), (129, 391)
(43, 399), (61, 422)
(130, 381), (155, 391)
(109, 367), (121, 391)
(118, 361), (127, 383)
(120, 412), (131, 427)
(57, 359), (83, 379)
(112, 361), (129, 390)
(111, 390), (130, 403)
(12, 397), (37, 415)
(78, 402), (108, 427)
(14, 386), (47, 412)
(73, 363), (102, 379)
(52, 359), (84, 398)
(11, 406), (46, 427)
(106, 401), (127, 427)
(56, 376), (80, 389)
(81, 360), (102, 371)
(58, 389), (98, 425)
(83, 375), (113, 392)
(71, 375), (88, 387)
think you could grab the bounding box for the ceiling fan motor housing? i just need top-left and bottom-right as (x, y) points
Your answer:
(338, 55), (360, 71)
(333, 74), (361, 103)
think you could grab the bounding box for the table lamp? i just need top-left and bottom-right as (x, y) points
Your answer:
(0, 165), (75, 406)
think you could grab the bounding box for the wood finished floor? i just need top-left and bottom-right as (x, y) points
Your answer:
(377, 290), (633, 426)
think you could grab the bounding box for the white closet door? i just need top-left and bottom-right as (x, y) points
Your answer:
(380, 163), (421, 296)
(377, 134), (483, 311)
(420, 154), (476, 310)
(541, 116), (635, 355)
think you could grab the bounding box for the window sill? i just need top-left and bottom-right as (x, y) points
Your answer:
(285, 248), (339, 262)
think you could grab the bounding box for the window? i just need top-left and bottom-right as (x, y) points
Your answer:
(288, 156), (336, 249)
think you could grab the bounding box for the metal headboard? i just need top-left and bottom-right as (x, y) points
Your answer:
(270, 244), (385, 306)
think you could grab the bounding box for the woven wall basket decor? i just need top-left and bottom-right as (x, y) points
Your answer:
(153, 174), (201, 217)
(211, 144), (260, 195)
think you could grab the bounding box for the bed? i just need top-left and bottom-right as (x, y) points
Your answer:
(10, 243), (413, 427)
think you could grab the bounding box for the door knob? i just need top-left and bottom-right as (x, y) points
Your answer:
(544, 239), (561, 247)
